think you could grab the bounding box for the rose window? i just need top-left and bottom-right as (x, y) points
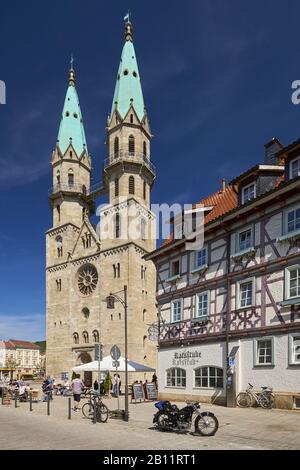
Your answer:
(77, 264), (98, 296)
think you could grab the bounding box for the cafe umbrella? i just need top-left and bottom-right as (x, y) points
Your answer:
(72, 355), (155, 373)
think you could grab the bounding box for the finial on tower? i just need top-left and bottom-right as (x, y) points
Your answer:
(68, 54), (76, 86)
(124, 11), (133, 41)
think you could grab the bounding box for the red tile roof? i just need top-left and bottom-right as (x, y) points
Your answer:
(9, 340), (40, 350)
(4, 341), (15, 349)
(163, 185), (238, 246)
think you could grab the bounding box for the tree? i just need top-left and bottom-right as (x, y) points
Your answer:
(104, 372), (112, 393)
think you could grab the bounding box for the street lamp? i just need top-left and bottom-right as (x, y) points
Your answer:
(106, 285), (129, 422)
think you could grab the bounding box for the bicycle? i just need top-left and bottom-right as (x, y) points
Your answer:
(236, 383), (275, 409)
(81, 390), (109, 422)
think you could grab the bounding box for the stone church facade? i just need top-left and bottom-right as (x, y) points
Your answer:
(46, 20), (157, 384)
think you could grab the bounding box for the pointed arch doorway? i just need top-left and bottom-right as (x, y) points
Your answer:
(77, 352), (93, 387)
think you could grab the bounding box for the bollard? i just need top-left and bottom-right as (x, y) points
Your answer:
(93, 397), (97, 424)
(47, 394), (50, 416)
(68, 397), (71, 420)
(29, 393), (33, 412)
(15, 394), (18, 408)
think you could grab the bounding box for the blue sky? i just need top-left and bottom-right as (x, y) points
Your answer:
(1, 0), (300, 341)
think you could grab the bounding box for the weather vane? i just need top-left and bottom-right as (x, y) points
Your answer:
(124, 10), (130, 23)
(70, 53), (74, 70)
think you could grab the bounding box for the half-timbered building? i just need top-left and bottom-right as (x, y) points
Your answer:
(146, 138), (300, 409)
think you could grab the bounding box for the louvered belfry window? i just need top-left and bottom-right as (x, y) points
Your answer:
(129, 175), (135, 195)
(128, 135), (135, 154)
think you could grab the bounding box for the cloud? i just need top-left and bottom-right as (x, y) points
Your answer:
(0, 313), (45, 342)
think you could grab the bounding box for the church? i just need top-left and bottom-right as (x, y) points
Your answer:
(46, 19), (157, 385)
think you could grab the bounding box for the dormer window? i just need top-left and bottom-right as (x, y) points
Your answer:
(290, 157), (300, 179)
(242, 183), (256, 204)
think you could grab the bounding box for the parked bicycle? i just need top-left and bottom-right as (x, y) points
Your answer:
(81, 390), (109, 422)
(236, 383), (274, 409)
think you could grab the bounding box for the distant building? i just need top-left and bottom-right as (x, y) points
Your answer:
(0, 340), (41, 379)
(147, 138), (300, 410)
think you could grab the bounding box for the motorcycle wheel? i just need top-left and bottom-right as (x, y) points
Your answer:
(195, 413), (219, 436)
(156, 412), (170, 431)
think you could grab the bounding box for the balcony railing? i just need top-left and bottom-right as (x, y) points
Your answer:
(48, 181), (107, 197)
(104, 151), (156, 176)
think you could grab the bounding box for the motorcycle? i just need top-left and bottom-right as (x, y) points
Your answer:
(153, 400), (219, 437)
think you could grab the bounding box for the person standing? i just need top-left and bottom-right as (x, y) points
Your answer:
(71, 374), (85, 412)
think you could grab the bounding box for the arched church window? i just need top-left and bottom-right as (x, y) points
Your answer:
(130, 114), (133, 124)
(115, 178), (119, 197)
(56, 170), (60, 186)
(128, 135), (135, 155)
(115, 213), (121, 239)
(92, 330), (99, 343)
(68, 169), (74, 188)
(143, 181), (147, 200)
(69, 150), (73, 158)
(114, 136), (119, 158)
(143, 141), (147, 157)
(56, 235), (63, 257)
(82, 331), (89, 344)
(141, 217), (146, 240)
(143, 335), (147, 348)
(82, 308), (90, 319)
(73, 333), (79, 345)
(129, 175), (135, 195)
(143, 309), (147, 322)
(57, 205), (61, 224)
(82, 185), (87, 195)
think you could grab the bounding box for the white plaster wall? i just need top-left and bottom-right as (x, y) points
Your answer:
(158, 343), (226, 399)
(239, 334), (300, 392)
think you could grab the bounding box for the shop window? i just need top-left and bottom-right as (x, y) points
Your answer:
(194, 366), (223, 389)
(166, 368), (186, 388)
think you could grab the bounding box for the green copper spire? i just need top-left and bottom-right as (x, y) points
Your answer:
(110, 19), (145, 122)
(57, 59), (88, 156)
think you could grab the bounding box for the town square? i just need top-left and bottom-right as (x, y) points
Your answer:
(0, 0), (300, 458)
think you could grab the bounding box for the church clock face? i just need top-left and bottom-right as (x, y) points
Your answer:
(77, 264), (98, 296)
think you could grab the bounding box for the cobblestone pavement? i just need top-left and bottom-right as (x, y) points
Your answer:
(0, 394), (299, 450)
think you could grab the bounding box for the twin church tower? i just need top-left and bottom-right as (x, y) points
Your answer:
(46, 19), (157, 382)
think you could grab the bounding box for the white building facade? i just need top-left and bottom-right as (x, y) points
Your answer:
(147, 138), (300, 410)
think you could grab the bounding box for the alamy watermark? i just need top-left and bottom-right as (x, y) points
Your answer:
(95, 198), (205, 251)
(0, 80), (6, 104)
(291, 80), (300, 104)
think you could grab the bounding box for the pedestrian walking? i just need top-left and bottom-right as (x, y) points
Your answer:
(71, 374), (85, 412)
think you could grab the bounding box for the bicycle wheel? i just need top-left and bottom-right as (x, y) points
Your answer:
(260, 393), (275, 409)
(82, 402), (94, 419)
(96, 402), (109, 423)
(236, 392), (252, 408)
